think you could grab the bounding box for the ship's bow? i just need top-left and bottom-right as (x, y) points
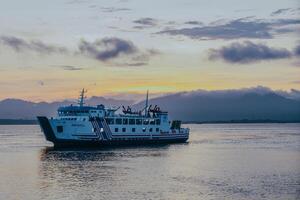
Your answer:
(37, 116), (57, 143)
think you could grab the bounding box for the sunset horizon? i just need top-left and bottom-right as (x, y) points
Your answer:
(0, 0), (299, 101)
(0, 1), (300, 200)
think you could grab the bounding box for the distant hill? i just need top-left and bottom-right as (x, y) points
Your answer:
(134, 87), (300, 122)
(0, 119), (38, 125)
(0, 86), (299, 122)
(0, 97), (133, 119)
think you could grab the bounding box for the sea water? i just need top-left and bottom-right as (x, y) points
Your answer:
(0, 124), (299, 200)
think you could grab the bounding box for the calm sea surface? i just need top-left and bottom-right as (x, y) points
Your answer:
(0, 124), (299, 200)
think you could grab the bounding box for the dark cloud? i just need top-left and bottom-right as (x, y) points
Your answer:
(0, 35), (160, 67)
(77, 37), (160, 66)
(59, 65), (84, 71)
(133, 18), (157, 28)
(78, 37), (138, 61)
(157, 18), (300, 40)
(274, 18), (300, 25)
(158, 19), (272, 40)
(208, 41), (292, 64)
(294, 45), (300, 57)
(0, 36), (69, 54)
(271, 8), (292, 16)
(273, 19), (300, 34)
(270, 8), (300, 17)
(132, 26), (148, 30)
(184, 21), (203, 25)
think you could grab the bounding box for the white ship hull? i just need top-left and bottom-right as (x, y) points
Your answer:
(38, 116), (189, 147)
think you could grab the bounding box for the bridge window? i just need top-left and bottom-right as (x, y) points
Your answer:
(155, 119), (161, 125)
(106, 118), (114, 124)
(122, 128), (126, 132)
(115, 128), (118, 132)
(129, 119), (135, 125)
(156, 128), (159, 132)
(123, 118), (128, 125)
(149, 128), (153, 132)
(132, 128), (136, 132)
(142, 127), (146, 132)
(143, 119), (149, 125)
(136, 119), (142, 125)
(150, 119), (155, 125)
(116, 118), (122, 124)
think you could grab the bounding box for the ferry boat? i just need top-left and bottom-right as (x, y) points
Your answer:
(37, 89), (189, 147)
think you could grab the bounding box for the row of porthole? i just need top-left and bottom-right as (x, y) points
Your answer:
(61, 118), (87, 121)
(114, 127), (160, 133)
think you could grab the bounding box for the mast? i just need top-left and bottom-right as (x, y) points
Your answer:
(79, 88), (86, 107)
(145, 90), (149, 116)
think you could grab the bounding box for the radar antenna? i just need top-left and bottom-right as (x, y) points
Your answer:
(145, 90), (149, 116)
(78, 88), (87, 107)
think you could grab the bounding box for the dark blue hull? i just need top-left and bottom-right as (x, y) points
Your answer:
(51, 138), (188, 147)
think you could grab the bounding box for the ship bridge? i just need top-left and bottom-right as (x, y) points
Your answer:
(58, 105), (105, 117)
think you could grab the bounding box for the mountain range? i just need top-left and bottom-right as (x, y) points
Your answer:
(0, 86), (299, 122)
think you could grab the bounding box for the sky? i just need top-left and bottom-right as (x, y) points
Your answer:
(0, 0), (299, 101)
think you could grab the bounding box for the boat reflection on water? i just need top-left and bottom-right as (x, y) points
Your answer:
(38, 145), (174, 199)
(39, 147), (124, 186)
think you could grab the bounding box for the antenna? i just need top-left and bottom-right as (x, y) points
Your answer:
(145, 90), (149, 116)
(78, 88), (87, 107)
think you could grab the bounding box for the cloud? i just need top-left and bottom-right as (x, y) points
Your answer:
(132, 18), (158, 29)
(126, 62), (147, 66)
(270, 8), (300, 16)
(294, 45), (300, 57)
(184, 21), (203, 25)
(78, 37), (160, 65)
(276, 88), (300, 100)
(133, 18), (157, 26)
(78, 37), (138, 61)
(0, 35), (160, 67)
(181, 86), (300, 100)
(157, 18), (300, 40)
(112, 62), (148, 67)
(0, 36), (69, 54)
(99, 7), (131, 13)
(208, 41), (292, 64)
(59, 65), (84, 71)
(271, 8), (292, 16)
